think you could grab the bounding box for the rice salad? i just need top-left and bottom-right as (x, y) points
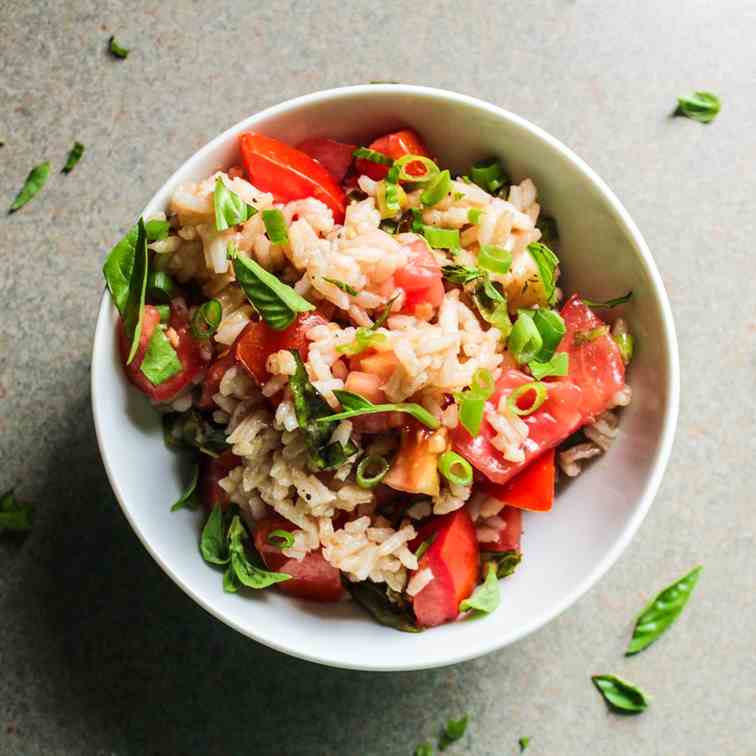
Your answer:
(103, 128), (634, 629)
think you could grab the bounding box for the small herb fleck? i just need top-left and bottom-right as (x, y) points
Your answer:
(62, 141), (85, 174)
(108, 35), (130, 59)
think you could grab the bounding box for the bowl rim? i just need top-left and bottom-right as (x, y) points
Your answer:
(91, 84), (680, 671)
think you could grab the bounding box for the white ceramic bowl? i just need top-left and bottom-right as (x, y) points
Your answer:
(92, 85), (679, 671)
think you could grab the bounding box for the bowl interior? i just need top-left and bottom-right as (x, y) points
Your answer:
(92, 86), (678, 671)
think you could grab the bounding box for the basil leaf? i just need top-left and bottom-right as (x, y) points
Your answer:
(675, 91), (720, 124)
(108, 35), (129, 59)
(227, 516), (291, 589)
(200, 506), (230, 565)
(481, 549), (521, 579)
(526, 242), (560, 305)
(262, 208), (289, 244)
(163, 411), (230, 456)
(582, 291), (633, 309)
(0, 489), (33, 533)
(439, 715), (468, 751)
(144, 219), (171, 240)
(9, 162), (50, 213)
(442, 264), (484, 285)
(122, 218), (149, 364)
(323, 277), (358, 296)
(318, 389), (440, 430)
(626, 566), (702, 655)
(591, 675), (650, 714)
(213, 176), (256, 231)
(62, 141), (84, 174)
(372, 293), (399, 330)
(345, 580), (421, 633)
(519, 736), (531, 752)
(473, 278), (512, 339)
(223, 565), (240, 593)
(459, 563), (500, 615)
(139, 326), (182, 385)
(529, 352), (569, 379)
(414, 742), (433, 756)
(231, 245), (314, 330)
(170, 465), (199, 512)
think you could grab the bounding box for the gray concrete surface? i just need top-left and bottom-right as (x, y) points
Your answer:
(1, 1), (755, 754)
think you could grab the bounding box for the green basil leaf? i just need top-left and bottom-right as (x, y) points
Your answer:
(518, 736), (531, 752)
(62, 141), (84, 174)
(442, 264), (484, 285)
(353, 146), (394, 165)
(439, 715), (469, 751)
(459, 563), (500, 615)
(146, 270), (176, 304)
(213, 176), (256, 231)
(108, 35), (129, 59)
(140, 327), (182, 385)
(345, 580), (421, 633)
(414, 742), (433, 756)
(200, 506), (230, 565)
(163, 411), (230, 456)
(675, 91), (721, 124)
(0, 489), (33, 533)
(9, 162), (50, 213)
(529, 352), (569, 379)
(262, 208), (289, 244)
(122, 218), (149, 364)
(582, 291), (633, 309)
(626, 566), (702, 655)
(473, 278), (512, 339)
(323, 277), (358, 296)
(526, 242), (560, 305)
(591, 675), (650, 714)
(144, 219), (171, 240)
(103, 225), (140, 314)
(481, 549), (522, 579)
(227, 516), (291, 589)
(318, 390), (440, 430)
(231, 245), (314, 330)
(223, 565), (240, 593)
(170, 465), (199, 512)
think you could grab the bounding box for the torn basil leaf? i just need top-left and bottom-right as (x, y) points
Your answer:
(319, 389), (440, 430)
(626, 566), (702, 655)
(345, 579), (421, 633)
(442, 264), (484, 286)
(108, 35), (129, 59)
(213, 176), (256, 231)
(123, 218), (149, 364)
(62, 141), (84, 174)
(414, 742), (433, 756)
(459, 563), (500, 616)
(262, 208), (289, 244)
(526, 242), (559, 305)
(518, 736), (531, 752)
(140, 327), (182, 385)
(144, 218), (171, 240)
(223, 565), (240, 593)
(0, 489), (33, 533)
(439, 715), (469, 751)
(675, 91), (720, 123)
(170, 465), (199, 511)
(163, 411), (229, 456)
(591, 675), (650, 714)
(227, 516), (291, 589)
(9, 162), (50, 213)
(481, 549), (521, 579)
(473, 278), (512, 339)
(200, 506), (230, 565)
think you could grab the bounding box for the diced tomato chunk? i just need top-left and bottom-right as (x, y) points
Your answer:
(118, 303), (205, 403)
(199, 450), (241, 511)
(197, 347), (236, 410)
(355, 129), (431, 181)
(483, 506), (523, 553)
(297, 137), (356, 183)
(484, 449), (556, 512)
(254, 517), (343, 602)
(394, 239), (445, 315)
(410, 509), (479, 627)
(239, 132), (346, 223)
(349, 350), (399, 382)
(384, 425), (442, 496)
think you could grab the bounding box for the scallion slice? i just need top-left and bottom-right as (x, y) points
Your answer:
(387, 155), (440, 184)
(478, 245), (512, 275)
(509, 312), (543, 364)
(146, 271), (176, 303)
(420, 169), (451, 207)
(507, 382), (548, 416)
(438, 451), (473, 486)
(267, 529), (295, 549)
(356, 455), (390, 489)
(191, 299), (222, 341)
(613, 332), (634, 364)
(454, 367), (495, 437)
(353, 147), (393, 165)
(422, 226), (460, 250)
(467, 208), (484, 225)
(470, 157), (506, 193)
(262, 208), (289, 244)
(531, 308), (566, 362)
(574, 325), (609, 345)
(335, 327), (388, 356)
(376, 180), (406, 219)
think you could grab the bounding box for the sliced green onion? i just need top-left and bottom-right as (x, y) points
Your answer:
(376, 180), (406, 219)
(531, 308), (566, 361)
(467, 208), (484, 224)
(507, 381), (548, 416)
(509, 312), (543, 364)
(613, 332), (634, 364)
(529, 352), (569, 379)
(454, 368), (496, 437)
(574, 325), (609, 345)
(155, 304), (171, 323)
(675, 91), (721, 124)
(471, 367), (495, 396)
(262, 208), (289, 244)
(146, 271), (176, 303)
(108, 35), (129, 59)
(422, 226), (460, 250)
(421, 169), (451, 207)
(336, 327), (388, 356)
(267, 529), (295, 549)
(442, 264), (484, 285)
(471, 157), (506, 193)
(526, 242), (560, 305)
(438, 451), (473, 486)
(191, 299), (222, 341)
(353, 147), (393, 165)
(356, 455), (390, 489)
(478, 245), (512, 275)
(323, 277), (358, 296)
(387, 155), (440, 184)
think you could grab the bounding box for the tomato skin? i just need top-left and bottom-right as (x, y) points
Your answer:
(197, 348), (236, 410)
(254, 517), (343, 602)
(484, 449), (556, 512)
(297, 137), (356, 183)
(355, 129), (431, 181)
(118, 304), (205, 403)
(199, 450), (241, 511)
(239, 132), (346, 223)
(410, 508), (480, 627)
(235, 312), (329, 385)
(482, 506), (522, 553)
(394, 239), (445, 315)
(452, 369), (583, 485)
(557, 295), (626, 421)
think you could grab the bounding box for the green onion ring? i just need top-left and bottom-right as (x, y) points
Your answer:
(471, 367), (495, 398)
(387, 154), (440, 184)
(356, 455), (390, 489)
(267, 529), (295, 549)
(478, 245), (512, 275)
(438, 451), (473, 486)
(190, 299), (222, 341)
(507, 381), (548, 416)
(146, 271), (176, 303)
(422, 226), (460, 250)
(420, 169), (452, 207)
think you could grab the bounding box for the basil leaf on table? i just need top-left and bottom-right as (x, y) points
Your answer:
(316, 389), (440, 430)
(626, 565), (703, 655)
(9, 162), (50, 213)
(121, 218), (149, 364)
(526, 242), (560, 304)
(0, 489), (33, 533)
(170, 464), (199, 512)
(459, 563), (500, 616)
(62, 141), (84, 174)
(108, 35), (129, 59)
(227, 516), (291, 589)
(591, 674), (650, 714)
(439, 715), (469, 751)
(345, 580), (421, 633)
(200, 506), (230, 565)
(213, 176), (256, 231)
(139, 327), (182, 385)
(675, 91), (721, 123)
(231, 244), (314, 330)
(518, 736), (531, 752)
(414, 742), (433, 756)
(481, 549), (521, 579)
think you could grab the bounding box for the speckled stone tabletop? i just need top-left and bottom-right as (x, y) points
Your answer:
(1, 2), (754, 754)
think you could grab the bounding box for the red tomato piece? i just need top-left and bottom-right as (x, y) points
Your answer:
(557, 295), (626, 421)
(394, 239), (445, 315)
(483, 506), (523, 553)
(297, 137), (356, 183)
(484, 449), (556, 512)
(239, 132), (346, 223)
(355, 129), (431, 181)
(254, 517), (343, 602)
(118, 303), (205, 403)
(197, 347), (236, 410)
(452, 369), (583, 485)
(410, 509), (480, 627)
(199, 450), (241, 511)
